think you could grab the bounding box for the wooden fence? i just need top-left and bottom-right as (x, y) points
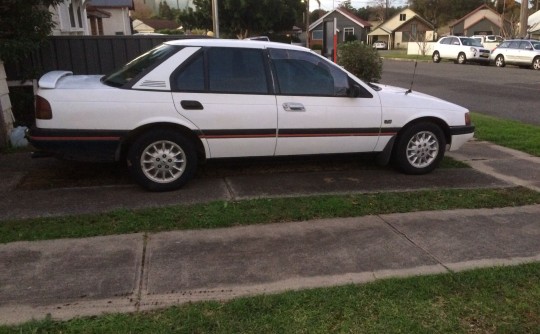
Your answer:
(5, 35), (200, 81)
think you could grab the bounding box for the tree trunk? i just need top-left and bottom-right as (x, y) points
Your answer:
(0, 61), (15, 149)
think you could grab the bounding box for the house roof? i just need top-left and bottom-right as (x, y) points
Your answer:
(86, 0), (134, 9)
(529, 10), (540, 33)
(368, 8), (433, 36)
(448, 4), (508, 28)
(86, 7), (111, 18)
(135, 19), (181, 31)
(309, 8), (371, 31)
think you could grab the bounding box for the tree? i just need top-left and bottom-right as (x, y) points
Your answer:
(337, 41), (382, 83)
(0, 0), (62, 63)
(0, 0), (62, 148)
(178, 0), (303, 37)
(159, 1), (175, 20)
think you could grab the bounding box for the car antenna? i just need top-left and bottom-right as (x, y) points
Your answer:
(405, 59), (418, 95)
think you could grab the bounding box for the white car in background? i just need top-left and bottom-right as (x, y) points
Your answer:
(490, 39), (540, 70)
(28, 39), (475, 191)
(432, 36), (491, 65)
(373, 41), (388, 50)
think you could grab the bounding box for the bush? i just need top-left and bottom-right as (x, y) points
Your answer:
(337, 41), (382, 83)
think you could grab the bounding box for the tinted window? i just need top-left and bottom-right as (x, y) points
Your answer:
(207, 48), (268, 94)
(103, 44), (179, 87)
(174, 53), (204, 92)
(532, 41), (540, 50)
(269, 49), (349, 97)
(440, 38), (450, 45)
(498, 41), (510, 48)
(519, 41), (532, 50)
(508, 41), (520, 49)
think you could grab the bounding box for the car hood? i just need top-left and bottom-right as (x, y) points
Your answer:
(374, 83), (468, 112)
(39, 71), (109, 90)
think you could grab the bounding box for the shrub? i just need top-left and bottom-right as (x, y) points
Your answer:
(337, 41), (382, 83)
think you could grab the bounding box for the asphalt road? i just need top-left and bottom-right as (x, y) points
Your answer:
(380, 59), (540, 125)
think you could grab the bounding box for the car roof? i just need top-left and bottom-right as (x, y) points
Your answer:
(164, 38), (309, 51)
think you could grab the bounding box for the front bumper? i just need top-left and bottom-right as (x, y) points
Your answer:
(449, 125), (475, 151)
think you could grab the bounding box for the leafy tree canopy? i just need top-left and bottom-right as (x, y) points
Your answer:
(0, 0), (62, 62)
(178, 0), (304, 38)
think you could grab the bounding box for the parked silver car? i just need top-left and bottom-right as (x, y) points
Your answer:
(490, 39), (540, 70)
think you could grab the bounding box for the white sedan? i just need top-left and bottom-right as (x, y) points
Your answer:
(28, 39), (475, 191)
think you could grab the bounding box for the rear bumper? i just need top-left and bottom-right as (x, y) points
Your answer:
(27, 127), (127, 162)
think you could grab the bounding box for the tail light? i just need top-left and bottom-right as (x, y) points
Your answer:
(35, 95), (52, 120)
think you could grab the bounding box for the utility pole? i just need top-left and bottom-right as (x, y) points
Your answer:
(211, 0), (219, 38)
(519, 0), (529, 37)
(306, 0), (310, 48)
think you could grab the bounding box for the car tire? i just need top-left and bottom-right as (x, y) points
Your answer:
(127, 130), (197, 191)
(432, 51), (441, 63)
(533, 57), (540, 70)
(457, 53), (467, 64)
(393, 122), (446, 175)
(495, 55), (505, 67)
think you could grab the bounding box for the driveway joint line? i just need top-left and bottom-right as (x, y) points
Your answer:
(223, 177), (237, 201)
(378, 215), (453, 273)
(135, 232), (148, 312)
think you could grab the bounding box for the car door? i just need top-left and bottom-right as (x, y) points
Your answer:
(171, 46), (278, 158)
(518, 41), (534, 65)
(269, 48), (382, 156)
(505, 41), (521, 63)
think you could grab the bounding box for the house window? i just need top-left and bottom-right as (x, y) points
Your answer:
(400, 14), (406, 21)
(76, 6), (82, 28)
(69, 4), (75, 27)
(343, 27), (354, 41)
(312, 30), (323, 40)
(68, 1), (83, 29)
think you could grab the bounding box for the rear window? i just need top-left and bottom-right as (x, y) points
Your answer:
(102, 44), (179, 87)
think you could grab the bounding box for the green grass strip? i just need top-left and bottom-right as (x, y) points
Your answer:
(472, 112), (540, 156)
(1, 187), (539, 244)
(3, 262), (539, 333)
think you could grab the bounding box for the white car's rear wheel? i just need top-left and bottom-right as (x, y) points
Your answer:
(394, 122), (446, 175)
(457, 53), (467, 64)
(127, 130), (197, 191)
(432, 51), (441, 63)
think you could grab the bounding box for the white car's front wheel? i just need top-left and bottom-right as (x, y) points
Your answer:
(495, 55), (505, 67)
(394, 122), (446, 175)
(533, 57), (540, 70)
(127, 130), (197, 191)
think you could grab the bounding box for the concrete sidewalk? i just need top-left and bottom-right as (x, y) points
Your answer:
(0, 140), (539, 325)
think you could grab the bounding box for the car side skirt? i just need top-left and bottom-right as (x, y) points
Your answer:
(27, 128), (128, 162)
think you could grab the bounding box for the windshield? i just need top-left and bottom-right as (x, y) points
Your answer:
(102, 44), (178, 87)
(459, 37), (483, 47)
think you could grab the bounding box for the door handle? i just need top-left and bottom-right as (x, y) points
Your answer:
(282, 102), (305, 112)
(180, 100), (204, 110)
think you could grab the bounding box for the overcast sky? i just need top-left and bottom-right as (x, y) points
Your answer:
(310, 0), (410, 11)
